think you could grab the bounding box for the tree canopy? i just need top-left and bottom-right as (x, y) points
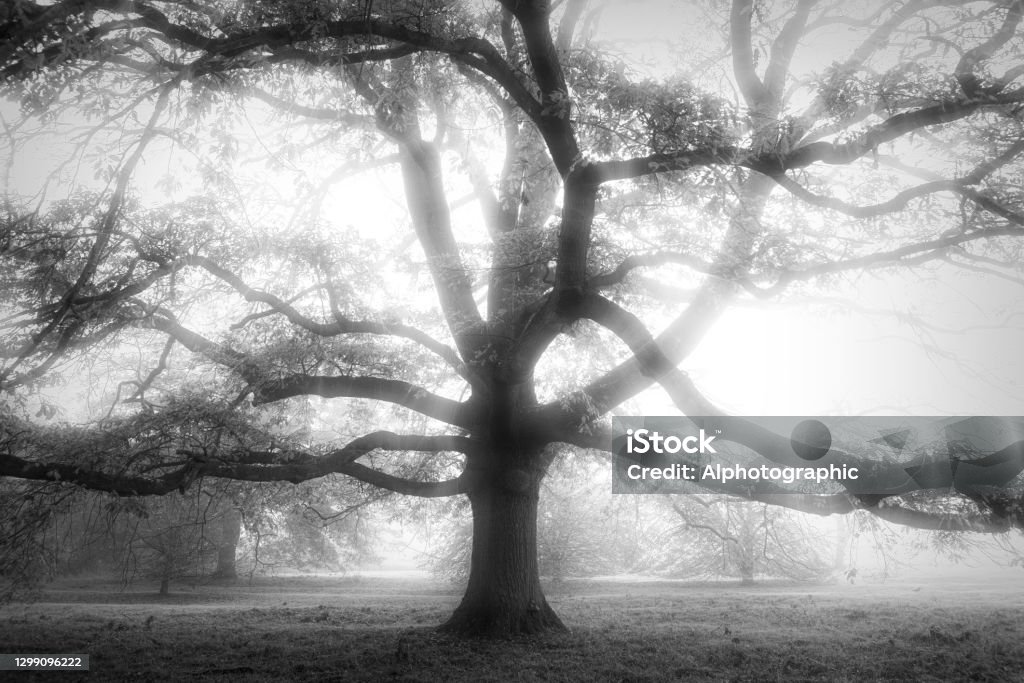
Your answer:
(2, 0), (1024, 634)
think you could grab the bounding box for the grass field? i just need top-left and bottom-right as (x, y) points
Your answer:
(2, 572), (1023, 681)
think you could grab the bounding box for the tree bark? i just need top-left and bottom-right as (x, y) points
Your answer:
(440, 461), (565, 636)
(213, 507), (242, 579)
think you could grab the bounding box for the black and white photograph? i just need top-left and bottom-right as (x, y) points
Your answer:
(2, 0), (1024, 680)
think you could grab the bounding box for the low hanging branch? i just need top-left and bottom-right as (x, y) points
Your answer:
(0, 427), (474, 498)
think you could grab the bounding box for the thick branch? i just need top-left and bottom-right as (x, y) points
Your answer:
(336, 462), (466, 497)
(870, 498), (1015, 532)
(954, 0), (1024, 97)
(143, 313), (471, 426)
(753, 491), (1014, 532)
(763, 0), (817, 101)
(771, 96), (1023, 173)
(584, 147), (739, 184)
(576, 293), (723, 416)
(1, 430), (472, 497)
(556, 0), (588, 52)
(255, 375), (472, 429)
(143, 310), (256, 377)
(397, 140), (485, 356)
(730, 0), (771, 110)
(501, 0), (581, 175)
(552, 168), (599, 310)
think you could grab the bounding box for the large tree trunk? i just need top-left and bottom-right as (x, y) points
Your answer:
(212, 507), (241, 579)
(440, 463), (565, 636)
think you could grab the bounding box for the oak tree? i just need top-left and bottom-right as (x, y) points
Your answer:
(3, 0), (1024, 635)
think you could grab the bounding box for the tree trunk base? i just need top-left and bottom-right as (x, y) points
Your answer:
(443, 454), (566, 637)
(438, 599), (566, 637)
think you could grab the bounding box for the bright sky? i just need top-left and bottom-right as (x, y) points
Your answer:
(680, 270), (1024, 416)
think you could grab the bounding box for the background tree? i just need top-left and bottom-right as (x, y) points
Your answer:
(648, 497), (834, 583)
(211, 504), (243, 579)
(2, 0), (1024, 635)
(127, 493), (217, 595)
(0, 480), (88, 599)
(238, 479), (384, 576)
(0, 475), (382, 600)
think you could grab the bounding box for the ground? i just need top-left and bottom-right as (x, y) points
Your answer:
(1, 573), (1022, 681)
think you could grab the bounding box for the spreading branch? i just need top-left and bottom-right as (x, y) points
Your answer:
(254, 375), (472, 429)
(0, 429), (472, 497)
(142, 312), (471, 427)
(185, 255), (467, 376)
